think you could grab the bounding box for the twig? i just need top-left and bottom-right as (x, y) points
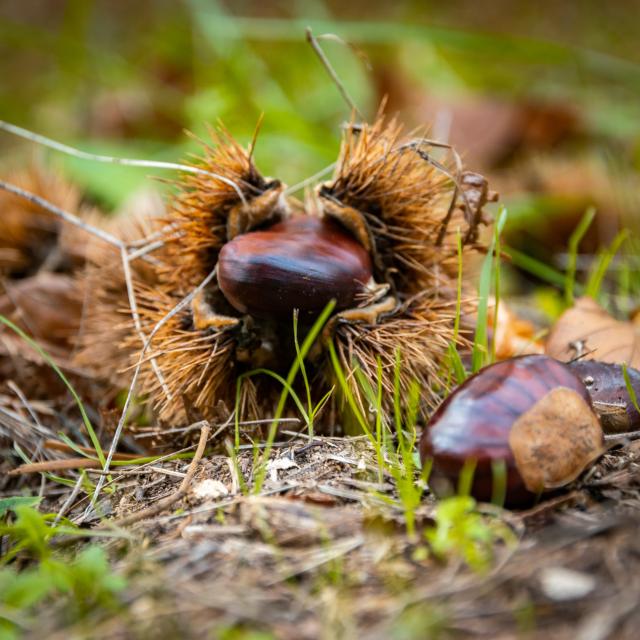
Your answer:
(7, 381), (45, 431)
(105, 423), (211, 527)
(395, 139), (468, 245)
(8, 458), (102, 475)
(0, 180), (121, 248)
(0, 120), (247, 206)
(306, 27), (363, 120)
(54, 474), (84, 525)
(604, 429), (640, 443)
(283, 162), (336, 195)
(120, 245), (172, 400)
(85, 266), (220, 518)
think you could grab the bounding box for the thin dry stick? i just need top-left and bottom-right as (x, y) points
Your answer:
(119, 245), (172, 399)
(84, 266), (219, 518)
(0, 180), (122, 248)
(8, 458), (103, 475)
(306, 27), (363, 120)
(54, 474), (84, 525)
(395, 139), (469, 245)
(0, 180), (172, 404)
(7, 380), (45, 431)
(283, 162), (336, 195)
(0, 120), (247, 206)
(126, 239), (165, 261)
(105, 423), (211, 528)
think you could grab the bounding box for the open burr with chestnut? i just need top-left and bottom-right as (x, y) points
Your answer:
(75, 117), (496, 434)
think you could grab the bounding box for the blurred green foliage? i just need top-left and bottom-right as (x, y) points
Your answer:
(2, 0), (640, 204)
(0, 503), (126, 639)
(1, 0), (639, 302)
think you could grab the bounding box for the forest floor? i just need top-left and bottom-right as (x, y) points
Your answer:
(4, 420), (640, 640)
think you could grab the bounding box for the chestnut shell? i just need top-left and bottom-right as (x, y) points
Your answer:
(217, 215), (373, 317)
(568, 360), (640, 433)
(419, 354), (593, 505)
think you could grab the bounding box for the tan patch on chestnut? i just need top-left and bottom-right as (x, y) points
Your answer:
(509, 386), (604, 493)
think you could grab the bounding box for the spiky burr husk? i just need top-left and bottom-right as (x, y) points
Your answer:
(161, 129), (287, 294)
(74, 129), (288, 425)
(0, 165), (114, 369)
(0, 165), (81, 277)
(76, 116), (492, 433)
(318, 117), (487, 417)
(74, 210), (161, 382)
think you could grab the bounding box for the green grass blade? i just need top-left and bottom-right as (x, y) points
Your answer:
(490, 208), (508, 363)
(565, 207), (596, 306)
(447, 342), (467, 386)
(457, 459), (477, 497)
(503, 246), (569, 289)
(252, 300), (336, 494)
(56, 433), (98, 460)
(622, 363), (640, 414)
(293, 309), (314, 435)
(490, 460), (507, 507)
(0, 315), (105, 467)
(473, 207), (507, 372)
(585, 229), (630, 299)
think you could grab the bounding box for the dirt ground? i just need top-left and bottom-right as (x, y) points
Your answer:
(4, 424), (640, 640)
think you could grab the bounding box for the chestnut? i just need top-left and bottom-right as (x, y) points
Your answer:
(419, 355), (604, 506)
(217, 215), (373, 317)
(568, 360), (640, 434)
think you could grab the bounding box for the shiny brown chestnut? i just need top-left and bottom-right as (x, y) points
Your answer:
(568, 360), (640, 434)
(419, 355), (604, 507)
(217, 215), (373, 317)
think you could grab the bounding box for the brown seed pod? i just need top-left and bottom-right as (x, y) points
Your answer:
(419, 355), (604, 506)
(568, 360), (640, 434)
(217, 215), (373, 317)
(76, 116), (494, 432)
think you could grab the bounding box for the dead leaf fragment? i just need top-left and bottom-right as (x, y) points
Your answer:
(191, 479), (229, 500)
(538, 566), (596, 601)
(0, 272), (82, 356)
(489, 298), (544, 359)
(509, 386), (604, 493)
(546, 297), (640, 368)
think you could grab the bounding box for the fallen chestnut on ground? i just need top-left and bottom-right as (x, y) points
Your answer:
(419, 355), (605, 507)
(568, 360), (640, 434)
(217, 215), (373, 317)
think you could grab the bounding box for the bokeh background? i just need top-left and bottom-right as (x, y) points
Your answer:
(1, 0), (639, 311)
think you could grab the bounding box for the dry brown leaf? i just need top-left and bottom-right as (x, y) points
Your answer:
(0, 272), (82, 355)
(509, 387), (604, 493)
(489, 299), (544, 359)
(545, 296), (640, 368)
